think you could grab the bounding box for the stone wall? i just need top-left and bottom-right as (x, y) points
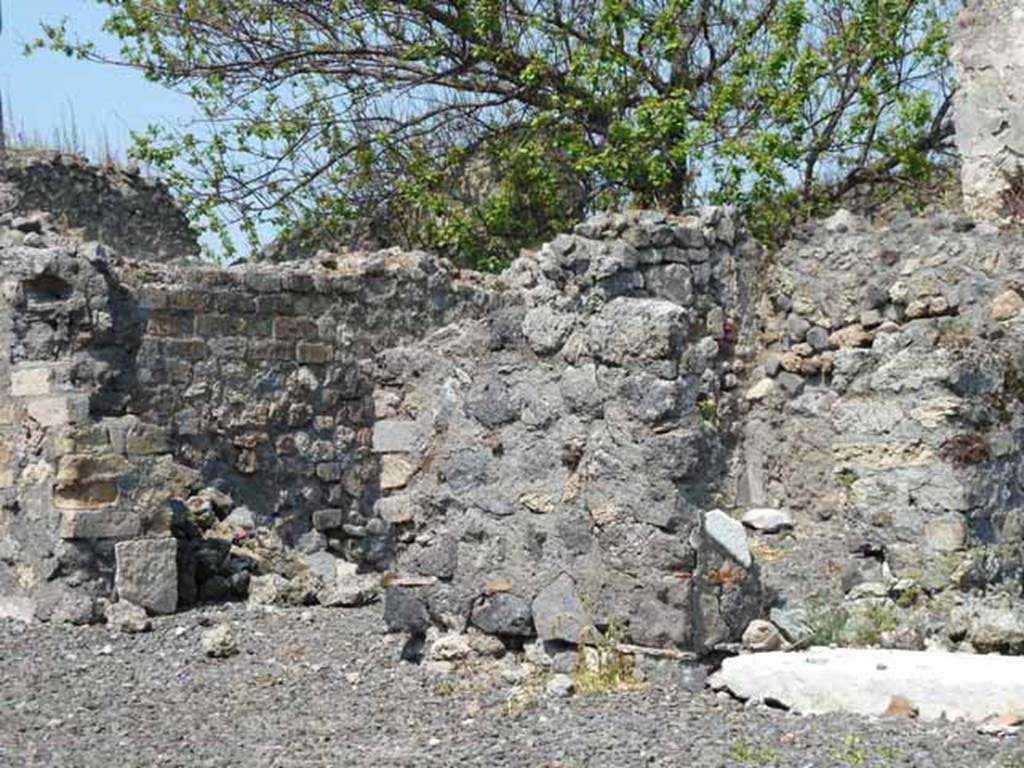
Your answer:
(953, 0), (1024, 219)
(0, 208), (500, 622)
(738, 210), (1024, 652)
(2, 154), (1024, 659)
(0, 196), (766, 655)
(377, 209), (762, 653)
(1, 150), (199, 261)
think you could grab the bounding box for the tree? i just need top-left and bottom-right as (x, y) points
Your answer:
(34, 0), (958, 266)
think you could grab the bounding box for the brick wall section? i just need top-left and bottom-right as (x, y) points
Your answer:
(114, 251), (502, 543)
(0, 221), (501, 621)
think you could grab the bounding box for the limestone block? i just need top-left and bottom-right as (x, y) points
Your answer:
(114, 538), (178, 614)
(925, 513), (967, 553)
(10, 365), (59, 397)
(375, 494), (416, 525)
(372, 420), (426, 454)
(721, 647), (1024, 722)
(380, 455), (419, 490)
(703, 509), (752, 567)
(952, 0), (1024, 218)
(26, 395), (90, 427)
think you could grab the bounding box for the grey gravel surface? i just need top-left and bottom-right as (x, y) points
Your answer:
(1, 605), (1021, 768)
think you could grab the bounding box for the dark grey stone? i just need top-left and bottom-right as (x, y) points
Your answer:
(383, 587), (430, 634)
(470, 593), (534, 637)
(531, 574), (600, 645)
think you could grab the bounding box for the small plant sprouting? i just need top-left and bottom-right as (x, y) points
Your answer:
(572, 623), (643, 696)
(696, 395), (719, 429)
(830, 734), (868, 766)
(432, 679), (456, 696)
(850, 602), (898, 647)
(729, 739), (778, 765)
(836, 467), (857, 496)
(805, 604), (849, 647)
(894, 582), (922, 609)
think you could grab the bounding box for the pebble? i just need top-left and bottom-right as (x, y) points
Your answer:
(546, 674), (575, 698)
(200, 623), (239, 658)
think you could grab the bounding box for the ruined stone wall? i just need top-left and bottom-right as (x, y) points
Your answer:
(0, 210), (502, 622)
(953, 0), (1024, 219)
(0, 218), (199, 623)
(739, 210), (1024, 652)
(3, 152), (1024, 657)
(117, 250), (500, 540)
(1, 151), (199, 262)
(0, 199), (767, 655)
(377, 209), (763, 653)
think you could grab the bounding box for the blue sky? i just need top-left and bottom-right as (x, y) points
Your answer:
(3, 1), (195, 159)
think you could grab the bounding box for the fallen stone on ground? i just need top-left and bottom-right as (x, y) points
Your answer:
(104, 601), (151, 634)
(740, 508), (793, 533)
(200, 623), (238, 658)
(720, 647), (1024, 722)
(2, 604), (1022, 768)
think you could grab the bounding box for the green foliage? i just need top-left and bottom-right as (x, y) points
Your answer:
(894, 582), (921, 608)
(729, 739), (779, 766)
(848, 601), (898, 646)
(830, 734), (869, 766)
(805, 603), (850, 646)
(32, 0), (959, 266)
(696, 395), (719, 429)
(837, 467), (858, 496)
(571, 624), (642, 695)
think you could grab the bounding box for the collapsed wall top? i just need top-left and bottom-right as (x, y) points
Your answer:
(0, 149), (199, 262)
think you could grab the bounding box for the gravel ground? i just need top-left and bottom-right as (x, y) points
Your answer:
(1, 604), (1021, 768)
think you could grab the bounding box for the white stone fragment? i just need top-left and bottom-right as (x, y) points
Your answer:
(741, 508), (793, 533)
(703, 509), (752, 567)
(720, 647), (1024, 722)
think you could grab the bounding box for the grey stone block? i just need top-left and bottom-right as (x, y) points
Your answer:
(115, 538), (178, 615)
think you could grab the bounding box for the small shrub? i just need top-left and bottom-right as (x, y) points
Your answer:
(849, 602), (898, 647)
(836, 468), (857, 496)
(805, 604), (849, 646)
(894, 583), (922, 609)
